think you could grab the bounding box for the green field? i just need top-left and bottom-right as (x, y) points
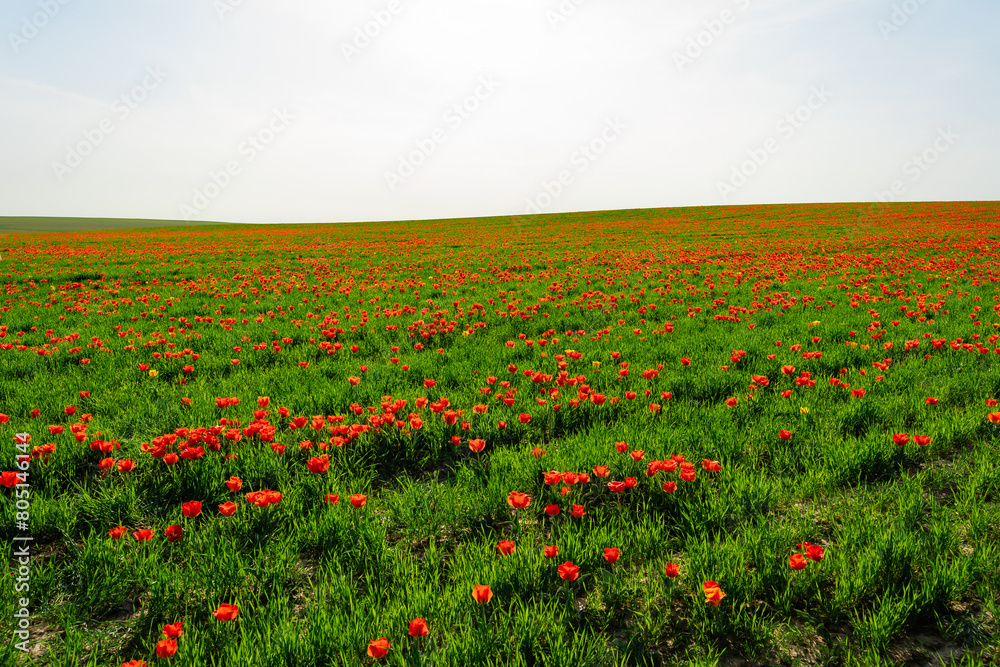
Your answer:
(1, 202), (999, 666)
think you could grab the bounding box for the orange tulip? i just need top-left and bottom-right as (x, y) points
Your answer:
(703, 581), (726, 606)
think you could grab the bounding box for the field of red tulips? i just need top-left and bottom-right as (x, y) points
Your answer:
(1, 201), (999, 666)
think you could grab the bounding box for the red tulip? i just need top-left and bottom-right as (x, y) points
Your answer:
(558, 561), (580, 581)
(592, 465), (609, 478)
(108, 525), (127, 539)
(155, 639), (177, 658)
(662, 481), (677, 493)
(518, 413), (531, 424)
(218, 501), (238, 516)
(892, 433), (910, 446)
(367, 638), (390, 659)
(778, 430), (792, 440)
(132, 529), (155, 542)
(664, 562), (680, 577)
(164, 525), (184, 542)
(212, 603), (239, 621)
(162, 622), (184, 639)
(349, 493), (367, 508)
(603, 548), (620, 564)
(307, 455), (330, 474)
(607, 480), (626, 493)
(544, 545), (559, 558)
(0, 471), (24, 487)
(545, 504), (560, 517)
(925, 396), (938, 405)
(408, 618), (429, 638)
(496, 540), (516, 555)
(799, 542), (825, 562)
(570, 504), (586, 518)
(226, 476), (243, 492)
(507, 492), (531, 509)
(789, 553), (809, 570)
(472, 584), (493, 604)
(181, 501), (202, 518)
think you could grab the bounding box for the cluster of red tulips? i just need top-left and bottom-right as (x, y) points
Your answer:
(118, 605), (237, 666)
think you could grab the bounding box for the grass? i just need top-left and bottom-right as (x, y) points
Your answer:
(0, 201), (999, 666)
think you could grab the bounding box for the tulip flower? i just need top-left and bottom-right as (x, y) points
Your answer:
(367, 638), (390, 659)
(703, 581), (726, 606)
(507, 492), (531, 509)
(408, 618), (429, 638)
(155, 639), (177, 658)
(212, 603), (239, 621)
(558, 561), (580, 581)
(472, 584), (493, 604)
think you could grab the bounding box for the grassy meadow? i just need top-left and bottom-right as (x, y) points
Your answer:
(1, 201), (999, 666)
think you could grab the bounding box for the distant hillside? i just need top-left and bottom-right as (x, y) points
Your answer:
(0, 217), (232, 234)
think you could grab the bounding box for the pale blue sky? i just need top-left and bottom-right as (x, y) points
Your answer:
(1, 0), (997, 224)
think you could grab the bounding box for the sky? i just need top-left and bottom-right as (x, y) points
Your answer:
(1, 0), (997, 225)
